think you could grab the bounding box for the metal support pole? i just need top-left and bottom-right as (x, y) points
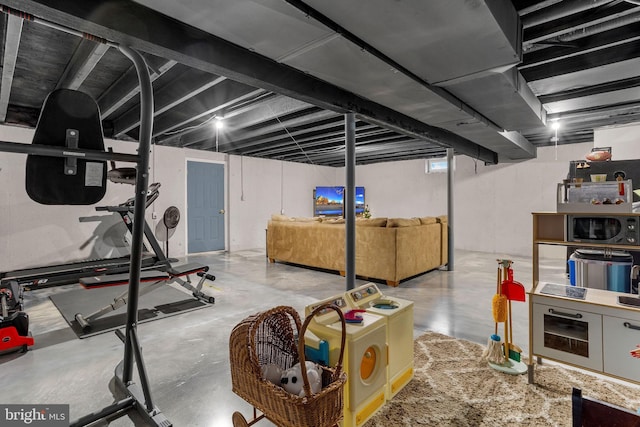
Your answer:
(345, 113), (356, 290)
(447, 148), (454, 271)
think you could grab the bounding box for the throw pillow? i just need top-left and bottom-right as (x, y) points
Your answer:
(323, 218), (345, 224)
(387, 217), (421, 228)
(293, 217), (320, 222)
(356, 218), (387, 227)
(419, 216), (437, 225)
(271, 214), (292, 221)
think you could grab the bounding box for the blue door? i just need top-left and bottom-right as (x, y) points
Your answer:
(187, 161), (225, 253)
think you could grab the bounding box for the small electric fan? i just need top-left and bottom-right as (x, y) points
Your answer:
(162, 206), (180, 258)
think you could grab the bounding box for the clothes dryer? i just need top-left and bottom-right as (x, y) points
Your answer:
(345, 283), (414, 399)
(305, 294), (387, 427)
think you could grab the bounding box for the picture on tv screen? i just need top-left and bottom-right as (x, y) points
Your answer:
(313, 186), (365, 217)
(355, 186), (365, 215)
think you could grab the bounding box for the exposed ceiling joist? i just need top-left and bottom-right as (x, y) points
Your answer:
(114, 72), (227, 136)
(55, 38), (109, 90)
(1, 1), (638, 167)
(221, 115), (344, 153)
(538, 75), (640, 104)
(523, 1), (635, 44)
(3, 0), (499, 164)
(523, 39), (640, 82)
(175, 95), (314, 148)
(98, 56), (176, 118)
(0, 13), (23, 122)
(154, 87), (266, 140)
(522, 21), (640, 69)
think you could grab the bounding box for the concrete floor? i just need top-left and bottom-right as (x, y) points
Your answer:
(0, 249), (569, 426)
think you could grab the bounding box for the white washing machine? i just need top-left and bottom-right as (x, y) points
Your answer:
(305, 294), (387, 427)
(345, 283), (414, 399)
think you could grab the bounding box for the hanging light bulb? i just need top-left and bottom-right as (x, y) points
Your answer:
(213, 116), (224, 152)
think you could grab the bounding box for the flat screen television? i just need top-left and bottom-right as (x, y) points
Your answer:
(313, 186), (365, 217)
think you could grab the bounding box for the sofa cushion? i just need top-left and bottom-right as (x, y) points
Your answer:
(356, 217), (387, 227)
(293, 217), (320, 222)
(419, 216), (437, 225)
(271, 214), (292, 221)
(387, 217), (421, 228)
(322, 217), (345, 224)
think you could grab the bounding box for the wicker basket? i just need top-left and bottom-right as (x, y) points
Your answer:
(229, 304), (347, 427)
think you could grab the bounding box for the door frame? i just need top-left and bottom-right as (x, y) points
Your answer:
(184, 157), (229, 254)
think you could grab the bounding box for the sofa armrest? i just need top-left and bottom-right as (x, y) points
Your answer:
(355, 226), (397, 282)
(267, 221), (345, 271)
(395, 224), (442, 282)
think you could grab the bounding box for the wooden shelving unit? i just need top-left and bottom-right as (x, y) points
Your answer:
(528, 212), (640, 385)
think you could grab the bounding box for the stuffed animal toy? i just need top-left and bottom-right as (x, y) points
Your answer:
(261, 363), (284, 385)
(280, 361), (323, 397)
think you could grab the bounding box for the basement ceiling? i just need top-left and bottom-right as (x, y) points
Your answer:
(1, 0), (639, 167)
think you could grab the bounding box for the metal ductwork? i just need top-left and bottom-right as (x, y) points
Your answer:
(281, 0), (539, 160)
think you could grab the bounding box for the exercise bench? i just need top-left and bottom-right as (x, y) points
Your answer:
(74, 263), (215, 333)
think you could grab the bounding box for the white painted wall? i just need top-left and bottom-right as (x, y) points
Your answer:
(4, 120), (640, 271)
(226, 155), (337, 251)
(595, 122), (640, 160)
(354, 142), (592, 257)
(0, 124), (337, 270)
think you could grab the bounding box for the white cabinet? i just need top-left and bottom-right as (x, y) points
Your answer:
(532, 302), (602, 372)
(603, 314), (640, 382)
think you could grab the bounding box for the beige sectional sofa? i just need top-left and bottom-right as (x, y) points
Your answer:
(266, 215), (447, 287)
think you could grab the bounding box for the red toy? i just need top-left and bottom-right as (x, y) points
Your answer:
(0, 283), (34, 354)
(0, 312), (34, 353)
(344, 309), (366, 324)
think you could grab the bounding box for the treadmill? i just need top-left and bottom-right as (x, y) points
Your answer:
(0, 183), (170, 290)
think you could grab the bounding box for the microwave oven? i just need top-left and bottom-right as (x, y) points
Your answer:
(567, 214), (640, 245)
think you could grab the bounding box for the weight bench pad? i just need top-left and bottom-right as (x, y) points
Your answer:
(80, 271), (169, 289)
(26, 89), (107, 205)
(168, 263), (208, 277)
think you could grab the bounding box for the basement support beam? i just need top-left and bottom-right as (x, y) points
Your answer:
(345, 112), (356, 291)
(447, 148), (454, 271)
(0, 14), (23, 122)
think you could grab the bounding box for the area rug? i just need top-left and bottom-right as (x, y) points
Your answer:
(365, 331), (640, 426)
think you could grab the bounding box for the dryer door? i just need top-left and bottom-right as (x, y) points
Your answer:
(348, 325), (387, 409)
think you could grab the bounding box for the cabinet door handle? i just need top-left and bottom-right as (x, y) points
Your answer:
(549, 308), (582, 319)
(624, 322), (640, 331)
